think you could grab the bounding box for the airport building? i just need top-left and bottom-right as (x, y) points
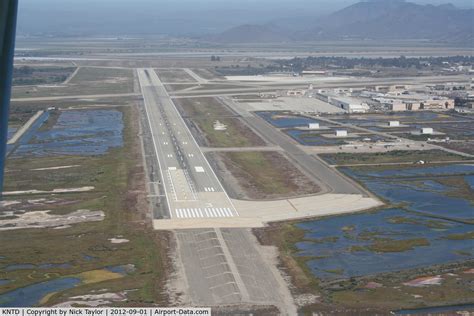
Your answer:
(328, 96), (369, 113)
(389, 98), (454, 111)
(420, 127), (434, 135)
(308, 123), (320, 130)
(373, 93), (455, 111)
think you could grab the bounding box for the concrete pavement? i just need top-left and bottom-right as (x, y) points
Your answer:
(153, 193), (382, 229)
(183, 68), (208, 84)
(171, 228), (297, 313)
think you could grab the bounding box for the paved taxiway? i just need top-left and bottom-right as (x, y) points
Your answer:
(222, 98), (365, 195)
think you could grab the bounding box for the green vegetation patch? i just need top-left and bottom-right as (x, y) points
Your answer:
(253, 223), (319, 295)
(443, 231), (474, 240)
(12, 67), (134, 98)
(218, 151), (321, 199)
(8, 105), (42, 127)
(156, 69), (197, 83)
(324, 269), (344, 275)
(175, 97), (233, 117)
(13, 66), (76, 86)
(309, 236), (340, 244)
(331, 270), (474, 311)
(453, 250), (472, 256)
(70, 67), (132, 84)
(388, 216), (450, 229)
(367, 238), (430, 253)
(320, 150), (470, 165)
(193, 117), (265, 147)
(436, 177), (474, 203)
(224, 151), (299, 195)
(441, 141), (474, 156)
(177, 97), (266, 148)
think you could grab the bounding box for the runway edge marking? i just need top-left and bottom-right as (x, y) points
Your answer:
(138, 68), (173, 219)
(148, 68), (240, 216)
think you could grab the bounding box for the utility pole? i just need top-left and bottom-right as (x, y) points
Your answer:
(0, 0), (19, 196)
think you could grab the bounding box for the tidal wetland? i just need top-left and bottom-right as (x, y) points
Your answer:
(258, 161), (474, 311)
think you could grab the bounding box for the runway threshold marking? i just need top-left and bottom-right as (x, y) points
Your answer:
(174, 207), (235, 219)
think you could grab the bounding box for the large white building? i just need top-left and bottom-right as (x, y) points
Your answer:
(328, 96), (369, 113)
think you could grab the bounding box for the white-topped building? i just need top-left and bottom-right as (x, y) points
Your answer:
(309, 123), (320, 130)
(421, 127), (434, 135)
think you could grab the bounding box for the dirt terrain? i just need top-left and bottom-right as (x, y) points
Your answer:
(208, 151), (321, 200)
(156, 69), (197, 83)
(190, 117), (267, 148)
(441, 141), (474, 155)
(174, 97), (235, 117)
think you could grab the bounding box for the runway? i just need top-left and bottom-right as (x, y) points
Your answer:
(137, 68), (237, 220)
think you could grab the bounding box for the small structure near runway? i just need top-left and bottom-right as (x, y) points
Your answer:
(420, 127), (434, 135)
(308, 123), (320, 130)
(213, 120), (227, 131)
(335, 130), (348, 137)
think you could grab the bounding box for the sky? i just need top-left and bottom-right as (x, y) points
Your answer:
(17, 0), (474, 37)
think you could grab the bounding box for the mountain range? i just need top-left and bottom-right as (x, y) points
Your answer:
(209, 0), (474, 44)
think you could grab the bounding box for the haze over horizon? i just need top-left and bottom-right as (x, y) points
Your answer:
(17, 0), (474, 37)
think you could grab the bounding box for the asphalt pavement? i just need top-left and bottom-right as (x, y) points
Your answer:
(138, 68), (238, 220)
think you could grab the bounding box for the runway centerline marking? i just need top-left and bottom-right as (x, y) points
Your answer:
(139, 68), (239, 221)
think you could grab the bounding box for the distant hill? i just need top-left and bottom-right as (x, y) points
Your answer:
(211, 0), (474, 44)
(307, 0), (474, 41)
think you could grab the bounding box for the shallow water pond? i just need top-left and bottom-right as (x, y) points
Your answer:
(13, 110), (123, 157)
(296, 208), (473, 280)
(343, 164), (474, 221)
(0, 277), (81, 307)
(294, 164), (474, 280)
(3, 263), (71, 271)
(0, 264), (130, 307)
(286, 130), (348, 146)
(257, 111), (322, 128)
(0, 280), (11, 286)
(466, 175), (474, 190)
